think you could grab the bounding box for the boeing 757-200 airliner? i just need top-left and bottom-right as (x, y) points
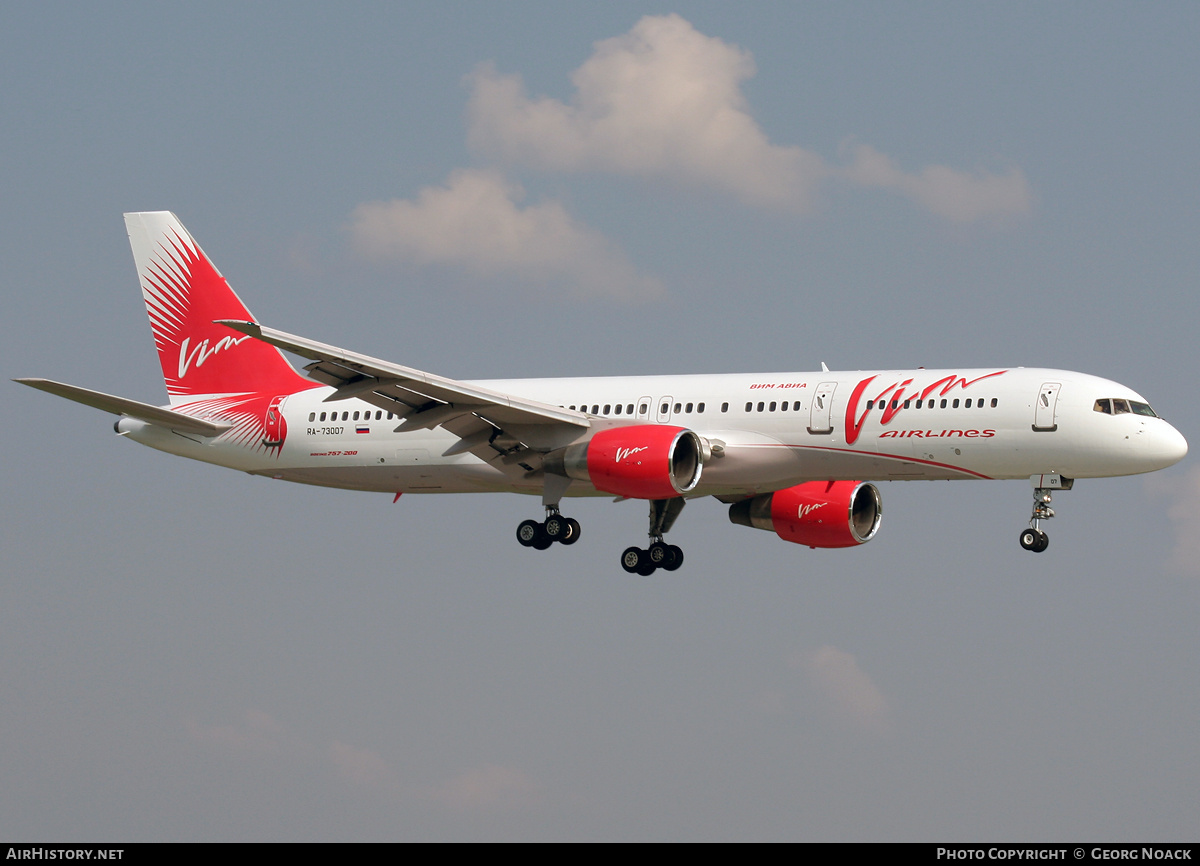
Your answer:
(16, 213), (1188, 573)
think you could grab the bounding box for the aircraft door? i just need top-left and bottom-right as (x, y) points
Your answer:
(1033, 382), (1061, 432)
(656, 396), (674, 423)
(807, 382), (837, 434)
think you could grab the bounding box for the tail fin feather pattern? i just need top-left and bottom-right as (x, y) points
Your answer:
(125, 212), (313, 404)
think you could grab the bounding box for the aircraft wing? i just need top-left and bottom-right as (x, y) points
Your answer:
(216, 320), (591, 458)
(14, 378), (232, 437)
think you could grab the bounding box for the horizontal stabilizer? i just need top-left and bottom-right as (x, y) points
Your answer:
(14, 378), (232, 437)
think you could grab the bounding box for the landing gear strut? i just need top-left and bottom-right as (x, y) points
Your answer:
(620, 499), (685, 575)
(1019, 487), (1054, 553)
(516, 505), (580, 551)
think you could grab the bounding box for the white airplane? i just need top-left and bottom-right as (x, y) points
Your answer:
(16, 212), (1188, 573)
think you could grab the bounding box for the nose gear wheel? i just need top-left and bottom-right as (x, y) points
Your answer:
(1019, 487), (1055, 553)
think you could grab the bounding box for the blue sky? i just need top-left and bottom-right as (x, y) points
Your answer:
(3, 2), (1199, 840)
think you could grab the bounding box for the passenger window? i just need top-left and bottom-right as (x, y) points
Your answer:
(353, 411), (360, 421)
(661, 403), (669, 414)
(698, 402), (705, 413)
(674, 403), (681, 413)
(721, 402), (729, 413)
(781, 401), (788, 411)
(614, 404), (622, 415)
(867, 400), (875, 410)
(990, 399), (997, 408)
(903, 400), (911, 409)
(952, 399), (959, 409)
(940, 399), (947, 408)
(891, 400), (899, 410)
(603, 404), (611, 415)
(767, 401), (775, 411)
(627, 404), (634, 414)
(793, 402), (801, 411)
(309, 412), (315, 422)
(757, 402), (765, 412)
(592, 405), (600, 415)
(342, 412), (349, 421)
(685, 403), (693, 413)
(319, 412), (327, 422)
(915, 400), (922, 408)
(745, 402), (752, 412)
(639, 403), (648, 415)
(965, 399), (972, 409)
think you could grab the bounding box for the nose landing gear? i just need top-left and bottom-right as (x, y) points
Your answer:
(1019, 476), (1070, 553)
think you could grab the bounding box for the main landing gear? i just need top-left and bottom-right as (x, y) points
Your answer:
(516, 505), (580, 551)
(620, 541), (683, 576)
(620, 498), (686, 575)
(515, 497), (689, 575)
(1018, 485), (1057, 553)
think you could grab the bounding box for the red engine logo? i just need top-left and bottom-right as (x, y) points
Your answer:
(546, 425), (704, 500)
(729, 480), (882, 548)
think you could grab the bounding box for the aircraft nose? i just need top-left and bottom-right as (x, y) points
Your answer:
(1148, 421), (1188, 470)
(1165, 423), (1188, 463)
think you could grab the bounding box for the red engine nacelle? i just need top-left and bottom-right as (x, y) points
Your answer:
(728, 480), (882, 548)
(544, 425), (703, 499)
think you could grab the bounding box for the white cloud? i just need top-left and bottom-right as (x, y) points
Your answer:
(842, 142), (1032, 223)
(186, 709), (298, 755)
(329, 740), (395, 788)
(1147, 466), (1200, 576)
(794, 645), (892, 735)
(349, 168), (664, 302)
(467, 14), (823, 209)
(467, 14), (1031, 221)
(187, 712), (398, 792)
(430, 763), (541, 810)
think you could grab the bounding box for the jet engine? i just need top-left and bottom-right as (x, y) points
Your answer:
(728, 480), (882, 548)
(544, 425), (704, 499)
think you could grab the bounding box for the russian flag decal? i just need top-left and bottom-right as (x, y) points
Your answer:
(356, 425), (369, 434)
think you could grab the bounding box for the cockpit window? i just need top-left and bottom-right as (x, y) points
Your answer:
(1095, 397), (1159, 418)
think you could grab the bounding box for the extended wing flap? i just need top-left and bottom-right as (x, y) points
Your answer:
(14, 378), (232, 437)
(216, 320), (590, 448)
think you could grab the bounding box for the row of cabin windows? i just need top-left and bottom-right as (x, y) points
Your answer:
(309, 410), (396, 423)
(742, 397), (999, 413)
(866, 397), (999, 410)
(566, 402), (709, 416)
(746, 401), (804, 413)
(308, 397), (1000, 425)
(569, 403), (643, 415)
